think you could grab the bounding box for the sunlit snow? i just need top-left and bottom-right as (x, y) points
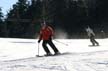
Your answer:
(0, 38), (108, 71)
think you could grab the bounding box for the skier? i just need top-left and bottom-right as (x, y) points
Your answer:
(38, 21), (60, 56)
(85, 26), (99, 46)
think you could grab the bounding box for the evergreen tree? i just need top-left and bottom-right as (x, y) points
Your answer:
(25, 0), (42, 38)
(25, 0), (42, 19)
(95, 0), (108, 37)
(6, 0), (29, 38)
(0, 8), (3, 22)
(4, 0), (108, 38)
(0, 7), (5, 37)
(47, 0), (66, 28)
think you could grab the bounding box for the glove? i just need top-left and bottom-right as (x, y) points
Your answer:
(38, 40), (41, 43)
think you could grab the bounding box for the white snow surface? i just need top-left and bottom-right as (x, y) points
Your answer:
(0, 38), (108, 71)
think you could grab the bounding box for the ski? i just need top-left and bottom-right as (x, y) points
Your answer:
(88, 45), (100, 47)
(36, 52), (71, 57)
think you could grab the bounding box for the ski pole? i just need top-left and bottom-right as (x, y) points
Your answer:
(37, 43), (40, 56)
(54, 40), (68, 46)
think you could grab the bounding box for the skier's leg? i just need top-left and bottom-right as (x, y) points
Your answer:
(90, 36), (99, 46)
(90, 37), (95, 46)
(48, 39), (60, 54)
(42, 40), (51, 54)
(93, 39), (99, 46)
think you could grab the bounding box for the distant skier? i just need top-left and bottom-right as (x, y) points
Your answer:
(38, 21), (60, 56)
(85, 26), (99, 46)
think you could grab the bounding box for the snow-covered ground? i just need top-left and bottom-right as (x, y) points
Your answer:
(0, 38), (108, 71)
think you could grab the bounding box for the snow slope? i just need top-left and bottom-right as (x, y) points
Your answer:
(0, 38), (108, 71)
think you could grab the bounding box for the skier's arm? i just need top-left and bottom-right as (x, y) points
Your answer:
(49, 27), (54, 36)
(38, 31), (42, 43)
(48, 26), (55, 38)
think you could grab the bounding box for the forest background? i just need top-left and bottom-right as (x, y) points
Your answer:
(0, 0), (107, 39)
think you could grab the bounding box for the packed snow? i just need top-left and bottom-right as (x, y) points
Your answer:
(0, 38), (108, 71)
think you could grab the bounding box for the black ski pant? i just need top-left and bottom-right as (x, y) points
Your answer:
(90, 36), (99, 46)
(42, 39), (59, 54)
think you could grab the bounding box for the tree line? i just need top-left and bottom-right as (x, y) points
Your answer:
(0, 0), (108, 38)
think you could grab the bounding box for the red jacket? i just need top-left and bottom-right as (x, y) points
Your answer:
(39, 26), (54, 40)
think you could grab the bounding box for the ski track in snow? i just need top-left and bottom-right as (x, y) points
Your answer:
(1, 51), (108, 71)
(0, 38), (108, 71)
